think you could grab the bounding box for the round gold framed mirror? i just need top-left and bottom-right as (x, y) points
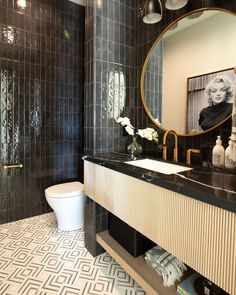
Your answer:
(140, 8), (236, 136)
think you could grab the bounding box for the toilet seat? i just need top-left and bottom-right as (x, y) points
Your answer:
(45, 182), (84, 198)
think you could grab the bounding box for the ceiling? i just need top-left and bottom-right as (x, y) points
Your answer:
(164, 11), (218, 38)
(69, 0), (85, 6)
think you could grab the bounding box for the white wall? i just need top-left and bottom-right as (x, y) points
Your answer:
(162, 12), (236, 134)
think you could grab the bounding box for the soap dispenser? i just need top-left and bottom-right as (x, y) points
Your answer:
(212, 135), (225, 167)
(225, 137), (234, 169)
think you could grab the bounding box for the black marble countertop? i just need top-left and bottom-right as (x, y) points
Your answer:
(83, 152), (236, 214)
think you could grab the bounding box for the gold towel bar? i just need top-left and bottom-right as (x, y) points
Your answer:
(2, 164), (23, 169)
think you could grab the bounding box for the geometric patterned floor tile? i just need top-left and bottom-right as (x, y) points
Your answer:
(0, 213), (146, 295)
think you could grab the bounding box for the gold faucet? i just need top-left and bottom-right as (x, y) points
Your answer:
(163, 130), (178, 162)
(186, 149), (200, 165)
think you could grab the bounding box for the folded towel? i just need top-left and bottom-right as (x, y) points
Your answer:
(145, 245), (187, 287)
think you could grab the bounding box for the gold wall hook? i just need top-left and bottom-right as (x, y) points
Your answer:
(2, 163), (23, 169)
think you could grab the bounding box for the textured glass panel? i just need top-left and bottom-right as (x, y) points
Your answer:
(13, 124), (19, 143)
(1, 144), (7, 163)
(107, 67), (126, 119)
(13, 143), (19, 162)
(1, 127), (7, 144)
(2, 26), (15, 44)
(0, 93), (7, 110)
(7, 93), (13, 110)
(1, 70), (7, 93)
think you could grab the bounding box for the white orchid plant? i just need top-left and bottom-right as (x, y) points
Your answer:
(116, 117), (158, 142)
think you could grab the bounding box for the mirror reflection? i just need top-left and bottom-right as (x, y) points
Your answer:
(142, 9), (236, 135)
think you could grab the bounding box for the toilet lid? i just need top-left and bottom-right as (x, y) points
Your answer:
(45, 182), (84, 198)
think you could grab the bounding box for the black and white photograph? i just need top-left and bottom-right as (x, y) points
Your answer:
(187, 67), (236, 133)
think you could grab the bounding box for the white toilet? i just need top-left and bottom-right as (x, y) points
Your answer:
(45, 181), (84, 231)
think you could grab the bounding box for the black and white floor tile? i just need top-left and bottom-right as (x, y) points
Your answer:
(0, 213), (146, 295)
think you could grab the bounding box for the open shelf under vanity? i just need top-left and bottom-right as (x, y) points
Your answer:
(96, 230), (193, 295)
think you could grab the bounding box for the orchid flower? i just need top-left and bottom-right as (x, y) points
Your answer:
(116, 117), (134, 128)
(115, 117), (158, 143)
(137, 128), (158, 142)
(125, 125), (135, 136)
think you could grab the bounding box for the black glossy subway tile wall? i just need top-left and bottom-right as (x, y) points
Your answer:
(85, 0), (236, 159)
(0, 0), (85, 223)
(84, 0), (137, 154)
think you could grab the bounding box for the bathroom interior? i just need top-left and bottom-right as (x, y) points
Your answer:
(0, 0), (236, 294)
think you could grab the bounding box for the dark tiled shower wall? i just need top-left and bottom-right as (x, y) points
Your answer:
(84, 0), (137, 154)
(135, 0), (236, 161)
(0, 0), (85, 223)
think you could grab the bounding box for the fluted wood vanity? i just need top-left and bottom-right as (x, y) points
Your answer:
(84, 156), (236, 295)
